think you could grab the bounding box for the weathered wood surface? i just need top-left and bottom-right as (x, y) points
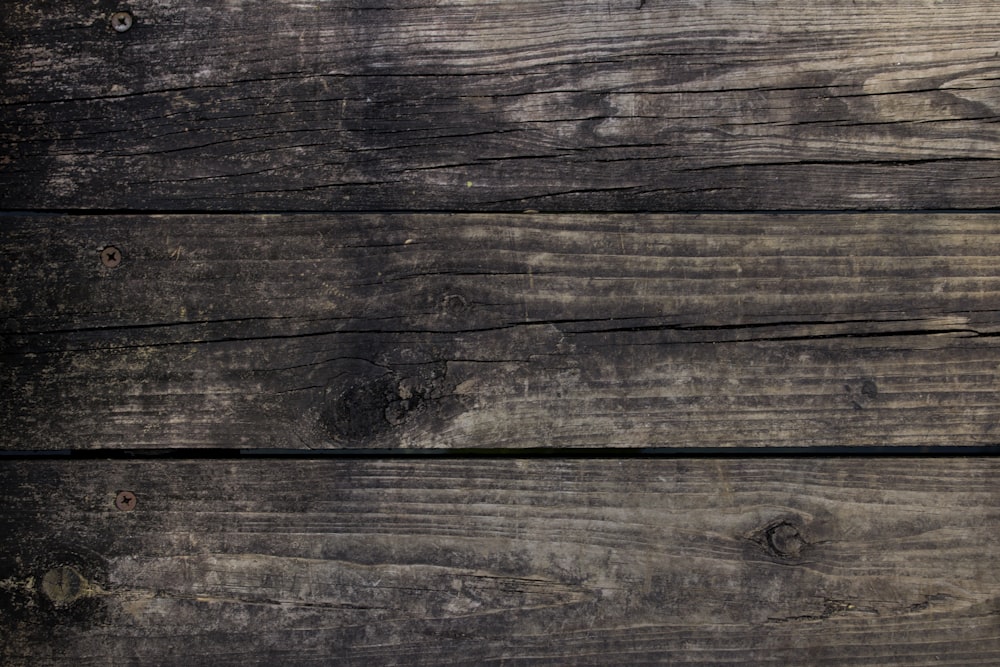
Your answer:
(2, 458), (999, 665)
(3, 0), (1000, 211)
(5, 212), (1000, 450)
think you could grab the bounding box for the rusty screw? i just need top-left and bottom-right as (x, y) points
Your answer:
(100, 245), (122, 268)
(110, 11), (133, 32)
(115, 490), (137, 511)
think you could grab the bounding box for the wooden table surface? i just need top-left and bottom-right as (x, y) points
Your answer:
(2, 1), (999, 664)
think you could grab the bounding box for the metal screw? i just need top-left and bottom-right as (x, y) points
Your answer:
(115, 490), (137, 511)
(110, 11), (133, 32)
(100, 245), (122, 268)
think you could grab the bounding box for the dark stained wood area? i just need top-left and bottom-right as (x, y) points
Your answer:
(2, 0), (1000, 210)
(2, 0), (1000, 664)
(3, 459), (1000, 665)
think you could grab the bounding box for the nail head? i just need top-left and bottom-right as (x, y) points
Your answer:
(100, 245), (122, 268)
(110, 11), (133, 32)
(115, 490), (137, 511)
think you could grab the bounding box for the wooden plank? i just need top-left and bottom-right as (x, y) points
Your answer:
(2, 458), (999, 665)
(3, 1), (1000, 210)
(4, 212), (1000, 450)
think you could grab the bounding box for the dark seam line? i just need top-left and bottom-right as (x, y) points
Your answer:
(6, 208), (1000, 217)
(1, 445), (999, 461)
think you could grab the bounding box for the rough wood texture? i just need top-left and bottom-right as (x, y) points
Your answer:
(2, 458), (999, 665)
(4, 212), (1000, 450)
(3, 0), (1000, 210)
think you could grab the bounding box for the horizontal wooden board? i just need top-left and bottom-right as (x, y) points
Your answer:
(4, 212), (1000, 450)
(3, 1), (1000, 210)
(2, 458), (999, 665)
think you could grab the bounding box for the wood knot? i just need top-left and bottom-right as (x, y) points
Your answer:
(41, 566), (90, 605)
(321, 364), (451, 442)
(323, 374), (399, 440)
(439, 292), (471, 315)
(753, 520), (809, 561)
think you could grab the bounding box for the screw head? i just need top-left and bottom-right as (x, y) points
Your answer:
(110, 11), (133, 32)
(100, 245), (122, 268)
(115, 490), (137, 511)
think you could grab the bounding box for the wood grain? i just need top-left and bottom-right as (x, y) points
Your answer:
(3, 0), (1000, 210)
(2, 458), (999, 665)
(4, 212), (1000, 450)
